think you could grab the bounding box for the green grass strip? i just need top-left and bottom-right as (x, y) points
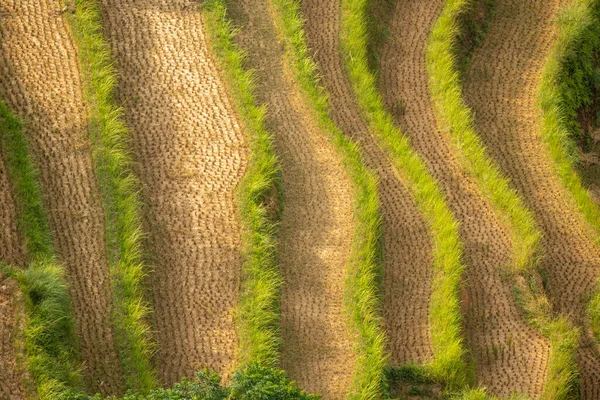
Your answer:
(427, 0), (579, 398)
(268, 0), (386, 398)
(65, 1), (157, 392)
(537, 0), (600, 349)
(341, 0), (469, 391)
(0, 102), (82, 398)
(202, 0), (283, 369)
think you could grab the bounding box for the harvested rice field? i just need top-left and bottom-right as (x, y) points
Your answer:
(1, 0), (600, 399)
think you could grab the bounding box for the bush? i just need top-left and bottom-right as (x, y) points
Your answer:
(62, 365), (318, 400)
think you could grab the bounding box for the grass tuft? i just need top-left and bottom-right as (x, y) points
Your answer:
(269, 0), (387, 398)
(341, 0), (469, 391)
(66, 0), (157, 392)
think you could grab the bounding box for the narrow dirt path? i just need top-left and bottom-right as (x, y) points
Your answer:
(100, 0), (248, 387)
(378, 1), (549, 396)
(301, 0), (435, 367)
(226, 1), (357, 397)
(0, 0), (124, 395)
(0, 148), (28, 399)
(463, 0), (600, 397)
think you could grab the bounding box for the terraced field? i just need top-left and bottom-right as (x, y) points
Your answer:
(0, 0), (599, 399)
(301, 0), (436, 368)
(463, 0), (600, 397)
(0, 0), (124, 395)
(225, 1), (359, 396)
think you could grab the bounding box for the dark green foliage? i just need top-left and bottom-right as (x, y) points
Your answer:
(62, 365), (318, 400)
(555, 1), (600, 153)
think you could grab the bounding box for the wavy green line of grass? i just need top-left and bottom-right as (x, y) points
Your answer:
(268, 0), (387, 398)
(341, 0), (469, 392)
(65, 1), (157, 393)
(0, 101), (82, 398)
(537, 0), (600, 349)
(202, 0), (283, 369)
(427, 0), (579, 398)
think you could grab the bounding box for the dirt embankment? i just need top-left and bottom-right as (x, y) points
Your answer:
(463, 0), (600, 397)
(99, 0), (248, 387)
(378, 1), (549, 396)
(226, 0), (357, 397)
(301, 0), (435, 367)
(0, 148), (28, 399)
(0, 0), (124, 394)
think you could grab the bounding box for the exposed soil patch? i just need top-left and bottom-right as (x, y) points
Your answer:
(99, 0), (248, 387)
(463, 0), (600, 397)
(226, 0), (357, 397)
(379, 0), (549, 396)
(301, 0), (435, 367)
(0, 0), (124, 394)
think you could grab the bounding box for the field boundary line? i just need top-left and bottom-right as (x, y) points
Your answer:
(268, 0), (387, 397)
(66, 0), (157, 392)
(427, 0), (580, 397)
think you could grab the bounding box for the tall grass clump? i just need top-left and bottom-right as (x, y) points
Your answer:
(0, 102), (82, 398)
(66, 0), (156, 392)
(202, 0), (282, 368)
(341, 0), (468, 391)
(537, 0), (600, 348)
(426, 0), (579, 397)
(268, 0), (387, 397)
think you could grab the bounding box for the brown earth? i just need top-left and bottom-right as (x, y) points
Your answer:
(301, 0), (436, 367)
(0, 0), (125, 395)
(0, 147), (28, 399)
(379, 0), (550, 396)
(226, 0), (357, 397)
(99, 0), (248, 387)
(463, 0), (600, 397)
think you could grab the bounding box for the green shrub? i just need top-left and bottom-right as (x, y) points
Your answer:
(62, 365), (318, 400)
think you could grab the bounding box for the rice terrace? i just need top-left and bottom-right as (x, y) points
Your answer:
(1, 0), (600, 398)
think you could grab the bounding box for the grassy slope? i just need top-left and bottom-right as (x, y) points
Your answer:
(66, 1), (157, 393)
(537, 0), (600, 348)
(341, 0), (469, 391)
(0, 102), (82, 398)
(427, 0), (579, 398)
(268, 0), (387, 398)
